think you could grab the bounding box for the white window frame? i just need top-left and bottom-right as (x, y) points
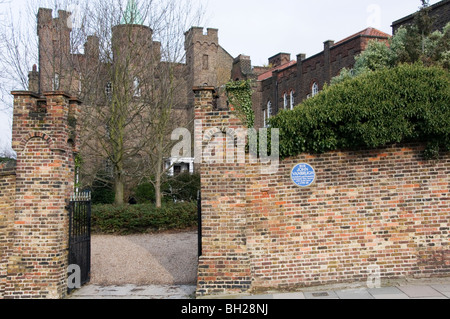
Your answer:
(283, 93), (288, 109)
(264, 101), (272, 128)
(165, 157), (195, 177)
(263, 108), (267, 127)
(133, 77), (141, 97)
(312, 82), (319, 97)
(290, 90), (295, 110)
(53, 73), (60, 91)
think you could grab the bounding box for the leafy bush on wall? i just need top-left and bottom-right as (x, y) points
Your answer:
(270, 63), (450, 159)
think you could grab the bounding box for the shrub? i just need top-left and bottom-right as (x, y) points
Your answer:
(133, 181), (157, 204)
(166, 172), (200, 202)
(270, 63), (450, 159)
(132, 173), (200, 204)
(89, 171), (115, 205)
(91, 187), (115, 205)
(91, 201), (198, 235)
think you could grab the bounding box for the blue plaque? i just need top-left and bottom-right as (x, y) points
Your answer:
(291, 163), (316, 187)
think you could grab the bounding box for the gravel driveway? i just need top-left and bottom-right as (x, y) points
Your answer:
(90, 230), (198, 286)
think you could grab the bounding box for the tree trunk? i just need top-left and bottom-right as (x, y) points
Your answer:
(114, 170), (124, 206)
(155, 173), (161, 208)
(155, 150), (162, 208)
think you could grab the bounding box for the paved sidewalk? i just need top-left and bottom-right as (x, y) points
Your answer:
(234, 277), (450, 300)
(68, 284), (197, 299)
(68, 277), (450, 299)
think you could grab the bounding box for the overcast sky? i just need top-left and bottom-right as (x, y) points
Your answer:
(0, 0), (442, 151)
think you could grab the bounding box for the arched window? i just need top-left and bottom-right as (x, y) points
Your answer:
(263, 108), (266, 128)
(290, 90), (295, 110)
(312, 82), (319, 97)
(264, 101), (272, 127)
(133, 77), (141, 97)
(283, 93), (288, 109)
(53, 73), (60, 91)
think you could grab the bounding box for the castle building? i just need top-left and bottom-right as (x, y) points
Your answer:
(31, 0), (449, 189)
(28, 6), (234, 181)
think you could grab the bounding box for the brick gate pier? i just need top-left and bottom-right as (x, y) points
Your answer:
(0, 91), (81, 299)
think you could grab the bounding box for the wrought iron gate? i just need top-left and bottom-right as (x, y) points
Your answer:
(68, 192), (91, 292)
(197, 191), (202, 257)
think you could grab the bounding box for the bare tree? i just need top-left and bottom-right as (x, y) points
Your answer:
(0, 0), (206, 206)
(137, 0), (205, 207)
(76, 0), (205, 206)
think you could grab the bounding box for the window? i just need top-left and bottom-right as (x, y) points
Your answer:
(264, 101), (272, 127)
(290, 90), (295, 110)
(133, 77), (141, 97)
(104, 158), (114, 178)
(105, 82), (113, 98)
(263, 108), (267, 127)
(173, 163), (190, 176)
(78, 74), (82, 95)
(202, 54), (209, 70)
(312, 82), (319, 97)
(53, 73), (60, 91)
(283, 93), (288, 109)
(165, 157), (194, 177)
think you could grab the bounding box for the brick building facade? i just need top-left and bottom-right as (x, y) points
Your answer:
(231, 28), (391, 129)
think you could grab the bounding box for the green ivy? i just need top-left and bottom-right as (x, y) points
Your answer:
(226, 79), (255, 128)
(270, 63), (450, 160)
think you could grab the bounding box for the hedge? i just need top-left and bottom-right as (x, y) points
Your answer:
(269, 63), (450, 159)
(91, 201), (198, 235)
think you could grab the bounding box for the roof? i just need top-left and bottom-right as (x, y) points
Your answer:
(258, 60), (297, 81)
(333, 27), (391, 46)
(257, 27), (390, 82)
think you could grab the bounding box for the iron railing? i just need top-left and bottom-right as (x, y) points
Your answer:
(68, 191), (91, 293)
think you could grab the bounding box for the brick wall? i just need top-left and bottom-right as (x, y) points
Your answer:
(0, 91), (80, 299)
(0, 162), (16, 299)
(195, 87), (252, 295)
(195, 87), (450, 296)
(246, 144), (449, 291)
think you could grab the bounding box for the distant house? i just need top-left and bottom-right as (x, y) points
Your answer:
(231, 28), (391, 129)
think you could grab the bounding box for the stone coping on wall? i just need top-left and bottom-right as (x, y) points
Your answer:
(0, 160), (16, 176)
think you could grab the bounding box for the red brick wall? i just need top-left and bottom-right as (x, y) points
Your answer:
(195, 87), (450, 296)
(246, 144), (449, 290)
